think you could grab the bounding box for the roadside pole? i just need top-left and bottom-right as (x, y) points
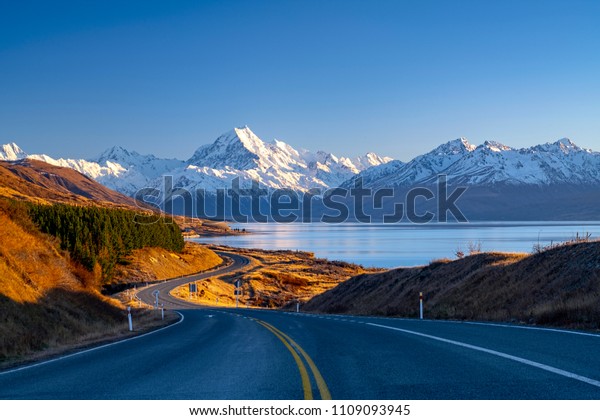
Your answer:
(419, 292), (423, 320)
(235, 280), (240, 309)
(127, 306), (133, 331)
(160, 303), (164, 320)
(296, 302), (300, 313)
(153, 290), (160, 310)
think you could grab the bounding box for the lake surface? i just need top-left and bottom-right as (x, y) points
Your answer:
(192, 222), (600, 268)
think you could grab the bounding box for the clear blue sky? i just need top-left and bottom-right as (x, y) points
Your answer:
(1, 0), (599, 161)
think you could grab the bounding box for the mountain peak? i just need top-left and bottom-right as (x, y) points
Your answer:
(188, 127), (265, 170)
(553, 137), (579, 151)
(0, 142), (27, 161)
(429, 138), (476, 156)
(481, 140), (512, 152)
(212, 126), (264, 150)
(96, 145), (137, 162)
(532, 137), (583, 155)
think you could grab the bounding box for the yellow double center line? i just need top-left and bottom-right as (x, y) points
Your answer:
(257, 320), (331, 400)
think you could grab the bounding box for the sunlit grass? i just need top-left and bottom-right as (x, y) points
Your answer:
(173, 245), (383, 309)
(305, 241), (600, 330)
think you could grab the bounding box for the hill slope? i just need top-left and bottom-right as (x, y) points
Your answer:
(0, 159), (223, 364)
(0, 205), (125, 362)
(304, 241), (600, 329)
(0, 159), (139, 207)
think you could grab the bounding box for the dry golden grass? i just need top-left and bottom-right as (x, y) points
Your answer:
(0, 159), (139, 209)
(111, 242), (222, 286)
(305, 241), (600, 330)
(0, 205), (180, 366)
(173, 245), (382, 309)
(172, 277), (237, 306)
(0, 163), (227, 365)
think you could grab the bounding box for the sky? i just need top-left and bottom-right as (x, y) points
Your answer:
(1, 0), (600, 161)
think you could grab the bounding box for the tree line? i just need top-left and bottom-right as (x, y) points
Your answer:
(28, 203), (184, 282)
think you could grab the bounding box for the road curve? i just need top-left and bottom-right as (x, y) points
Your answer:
(2, 251), (600, 399)
(136, 251), (250, 309)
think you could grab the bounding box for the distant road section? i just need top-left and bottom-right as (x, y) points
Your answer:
(2, 251), (600, 399)
(135, 251), (250, 309)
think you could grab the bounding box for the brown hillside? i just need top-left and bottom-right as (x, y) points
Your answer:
(111, 242), (223, 286)
(172, 245), (382, 308)
(0, 159), (139, 208)
(0, 159), (233, 236)
(0, 208), (126, 363)
(304, 241), (600, 329)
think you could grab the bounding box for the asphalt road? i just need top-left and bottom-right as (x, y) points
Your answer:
(2, 252), (600, 399)
(135, 251), (251, 309)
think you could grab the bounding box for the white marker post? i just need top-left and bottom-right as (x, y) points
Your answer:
(127, 306), (133, 331)
(296, 302), (300, 313)
(160, 303), (164, 320)
(419, 292), (423, 320)
(153, 290), (160, 310)
(235, 280), (240, 309)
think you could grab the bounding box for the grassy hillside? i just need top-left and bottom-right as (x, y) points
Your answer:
(304, 241), (600, 329)
(0, 157), (228, 365)
(0, 198), (222, 365)
(112, 242), (222, 286)
(0, 159), (139, 207)
(172, 245), (381, 308)
(0, 206), (126, 363)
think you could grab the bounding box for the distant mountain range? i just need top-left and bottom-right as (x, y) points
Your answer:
(0, 127), (392, 196)
(2, 128), (600, 220)
(340, 137), (600, 189)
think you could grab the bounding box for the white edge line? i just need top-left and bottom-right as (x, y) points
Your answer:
(461, 321), (600, 338)
(311, 312), (600, 339)
(367, 322), (600, 389)
(0, 311), (186, 376)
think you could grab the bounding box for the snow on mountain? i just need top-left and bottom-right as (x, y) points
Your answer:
(0, 129), (391, 197)
(0, 142), (27, 160)
(0, 142), (184, 196)
(351, 152), (394, 171)
(26, 147), (185, 196)
(341, 137), (475, 189)
(3, 131), (597, 204)
(91, 146), (185, 194)
(28, 153), (151, 195)
(172, 126), (392, 193)
(345, 137), (600, 189)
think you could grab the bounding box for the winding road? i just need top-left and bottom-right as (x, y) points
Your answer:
(2, 251), (600, 399)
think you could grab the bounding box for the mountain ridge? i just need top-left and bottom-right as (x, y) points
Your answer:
(2, 129), (599, 221)
(0, 126), (392, 195)
(341, 137), (600, 190)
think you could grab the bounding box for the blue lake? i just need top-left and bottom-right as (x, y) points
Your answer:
(192, 222), (600, 268)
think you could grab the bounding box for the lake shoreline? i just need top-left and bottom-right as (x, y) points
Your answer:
(191, 221), (600, 268)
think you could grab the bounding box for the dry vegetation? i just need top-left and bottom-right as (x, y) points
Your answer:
(172, 245), (382, 308)
(0, 159), (139, 208)
(0, 160), (228, 366)
(0, 207), (126, 366)
(0, 200), (220, 367)
(304, 241), (600, 330)
(110, 242), (222, 288)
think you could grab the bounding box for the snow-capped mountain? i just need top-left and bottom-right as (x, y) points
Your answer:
(0, 127), (391, 196)
(1, 144), (185, 196)
(0, 143), (27, 161)
(342, 137), (600, 189)
(158, 126), (393, 194)
(2, 130), (598, 220)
